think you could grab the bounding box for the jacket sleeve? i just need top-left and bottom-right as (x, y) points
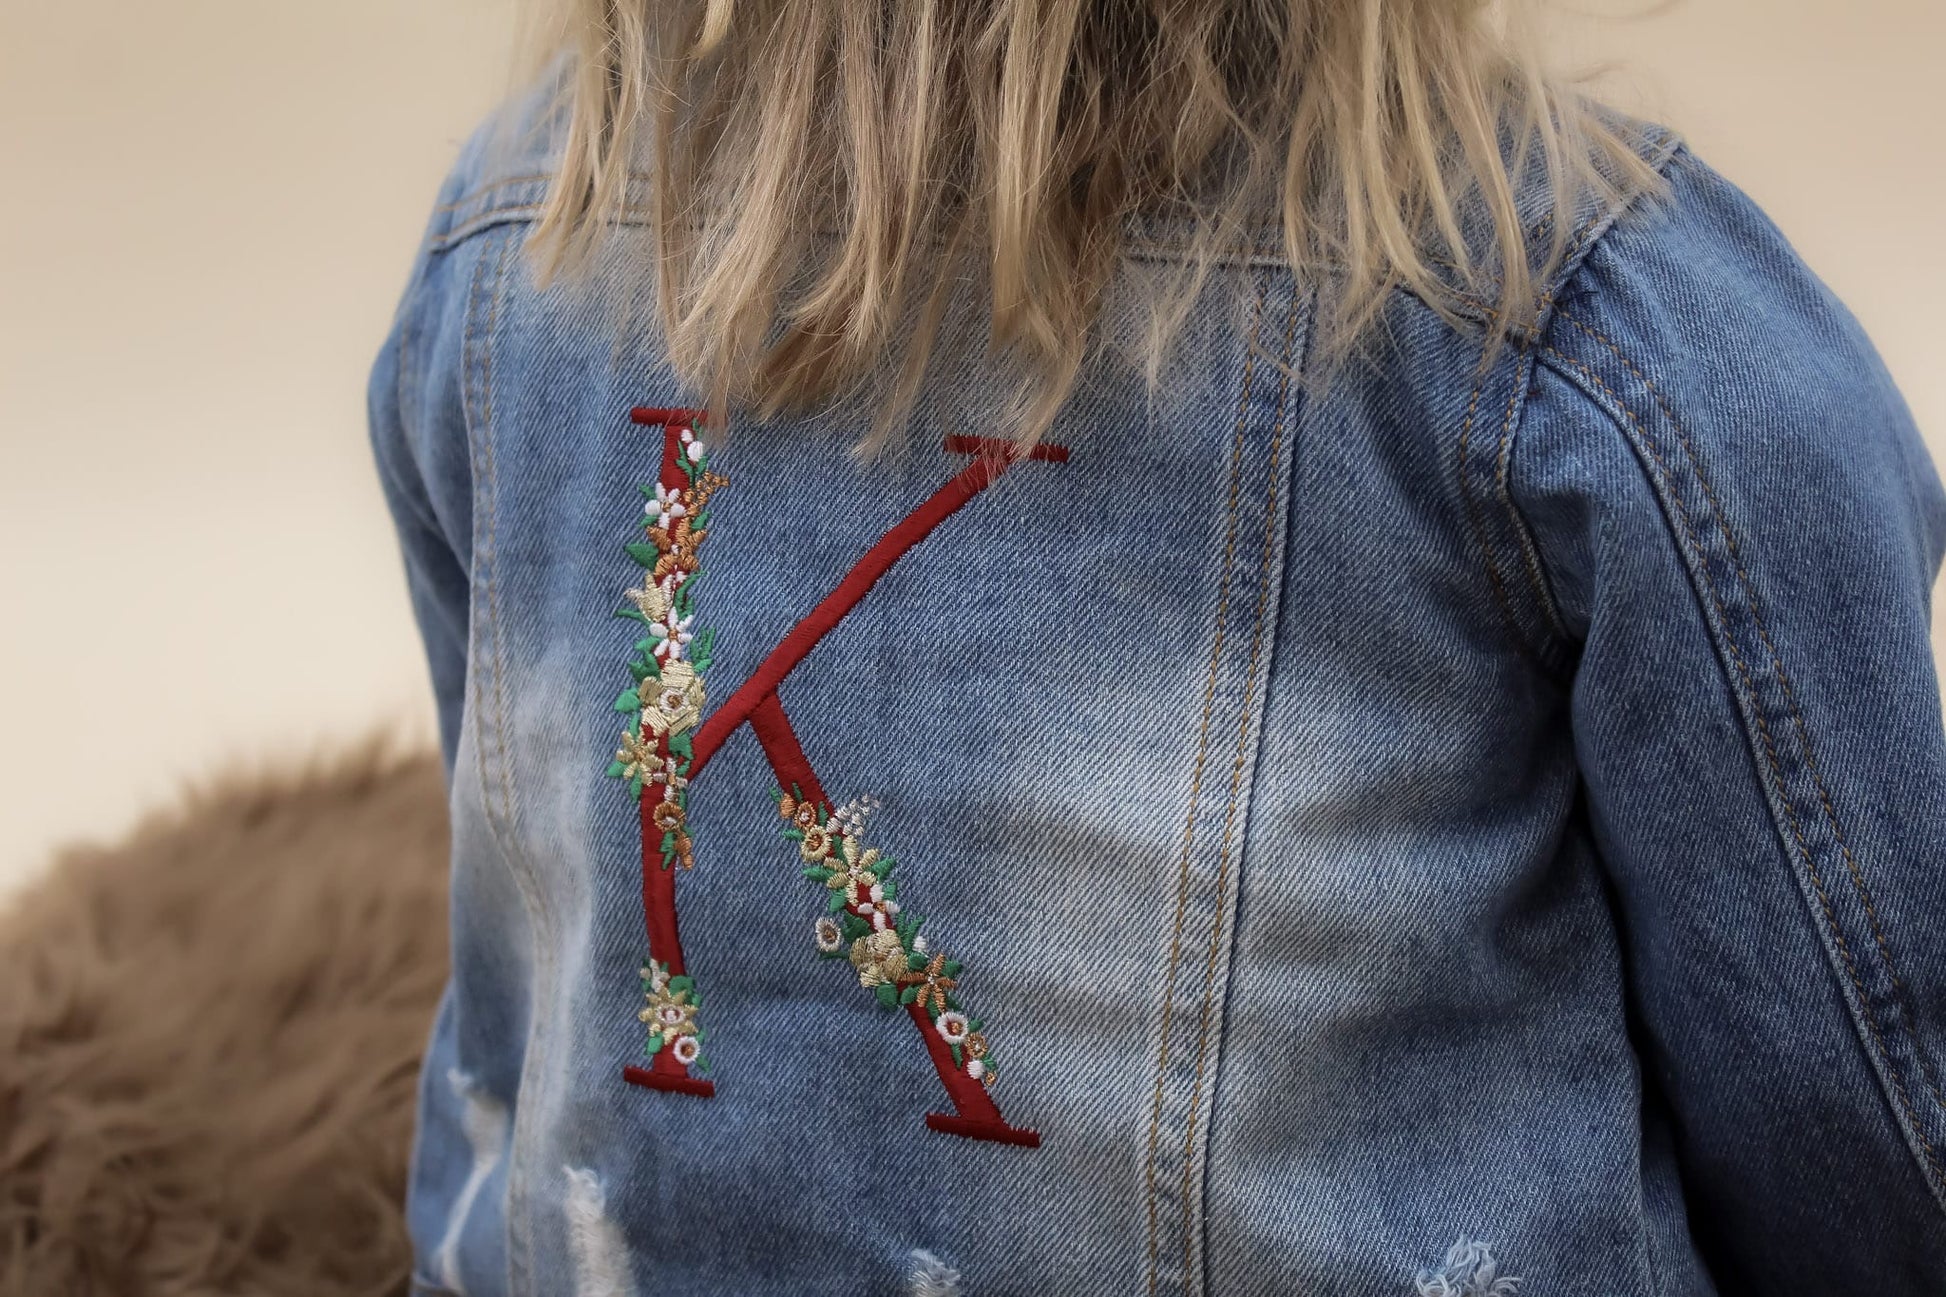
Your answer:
(1512, 147), (1946, 1290)
(367, 197), (481, 777)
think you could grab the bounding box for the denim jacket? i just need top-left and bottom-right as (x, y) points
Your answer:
(370, 98), (1946, 1296)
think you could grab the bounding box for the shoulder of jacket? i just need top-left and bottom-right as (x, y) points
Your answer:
(1534, 138), (1911, 475)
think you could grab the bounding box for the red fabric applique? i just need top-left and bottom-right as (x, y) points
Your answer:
(613, 416), (1059, 1146)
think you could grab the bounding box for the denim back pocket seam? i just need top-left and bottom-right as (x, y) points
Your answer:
(1540, 339), (1946, 1213)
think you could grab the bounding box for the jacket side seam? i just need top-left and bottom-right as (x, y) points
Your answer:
(1537, 341), (1946, 1216)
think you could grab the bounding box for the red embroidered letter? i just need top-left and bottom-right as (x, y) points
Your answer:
(612, 412), (1054, 1146)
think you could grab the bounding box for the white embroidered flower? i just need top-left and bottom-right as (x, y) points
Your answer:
(680, 426), (706, 462)
(830, 794), (881, 836)
(858, 896), (900, 931)
(814, 917), (845, 953)
(670, 1034), (702, 1066)
(934, 1011), (970, 1045)
(650, 610), (695, 660)
(646, 482), (688, 529)
(966, 1059), (987, 1080)
(912, 935), (929, 955)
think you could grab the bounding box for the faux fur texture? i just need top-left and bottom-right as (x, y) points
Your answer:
(0, 745), (449, 1296)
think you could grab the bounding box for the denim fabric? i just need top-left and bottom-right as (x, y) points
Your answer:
(370, 99), (1946, 1296)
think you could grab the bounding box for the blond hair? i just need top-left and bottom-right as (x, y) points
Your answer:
(527, 0), (1657, 442)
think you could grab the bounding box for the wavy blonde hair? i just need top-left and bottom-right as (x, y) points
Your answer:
(526, 0), (1657, 441)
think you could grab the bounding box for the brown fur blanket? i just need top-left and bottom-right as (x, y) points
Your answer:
(0, 746), (449, 1296)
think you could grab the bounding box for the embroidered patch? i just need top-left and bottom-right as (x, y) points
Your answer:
(781, 791), (1005, 1086)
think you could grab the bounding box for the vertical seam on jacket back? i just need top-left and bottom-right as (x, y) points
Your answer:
(463, 231), (554, 1296)
(1493, 364), (1572, 642)
(1456, 347), (1556, 668)
(1142, 275), (1267, 1297)
(1539, 343), (1946, 1201)
(1177, 290), (1301, 1295)
(1553, 305), (1946, 1122)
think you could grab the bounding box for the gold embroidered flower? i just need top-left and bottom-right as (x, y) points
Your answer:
(624, 578), (671, 621)
(849, 928), (909, 987)
(615, 728), (659, 782)
(799, 824), (835, 863)
(822, 834), (882, 895)
(910, 952), (957, 1014)
(962, 1031), (988, 1061)
(640, 990), (698, 1037)
(639, 659), (705, 735)
(650, 800), (686, 833)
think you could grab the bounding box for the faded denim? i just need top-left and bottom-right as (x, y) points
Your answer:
(370, 97), (1946, 1297)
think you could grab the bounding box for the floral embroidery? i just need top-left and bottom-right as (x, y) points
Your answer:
(637, 960), (709, 1071)
(778, 790), (1005, 1087)
(609, 413), (722, 1089)
(606, 421), (724, 873)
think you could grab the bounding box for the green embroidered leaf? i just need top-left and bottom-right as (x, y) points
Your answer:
(614, 606), (646, 623)
(660, 831), (677, 854)
(628, 776), (645, 799)
(945, 993), (962, 1011)
(625, 541), (660, 567)
(693, 1054), (710, 1073)
(669, 732), (694, 759)
(944, 960), (963, 977)
(645, 1033), (665, 1054)
(841, 914), (870, 942)
(969, 1017), (984, 1032)
(907, 953), (926, 971)
(668, 975), (694, 993)
(950, 1043), (963, 1066)
(899, 985), (920, 1005)
(826, 892), (847, 913)
(874, 983), (898, 1009)
(613, 687), (641, 714)
(692, 653), (712, 674)
(606, 761), (627, 778)
(692, 627), (716, 661)
(881, 880), (898, 899)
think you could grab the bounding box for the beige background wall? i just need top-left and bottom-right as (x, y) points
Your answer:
(2, 2), (1942, 894)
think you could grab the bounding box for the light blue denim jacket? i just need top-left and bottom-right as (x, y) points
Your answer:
(370, 98), (1946, 1296)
